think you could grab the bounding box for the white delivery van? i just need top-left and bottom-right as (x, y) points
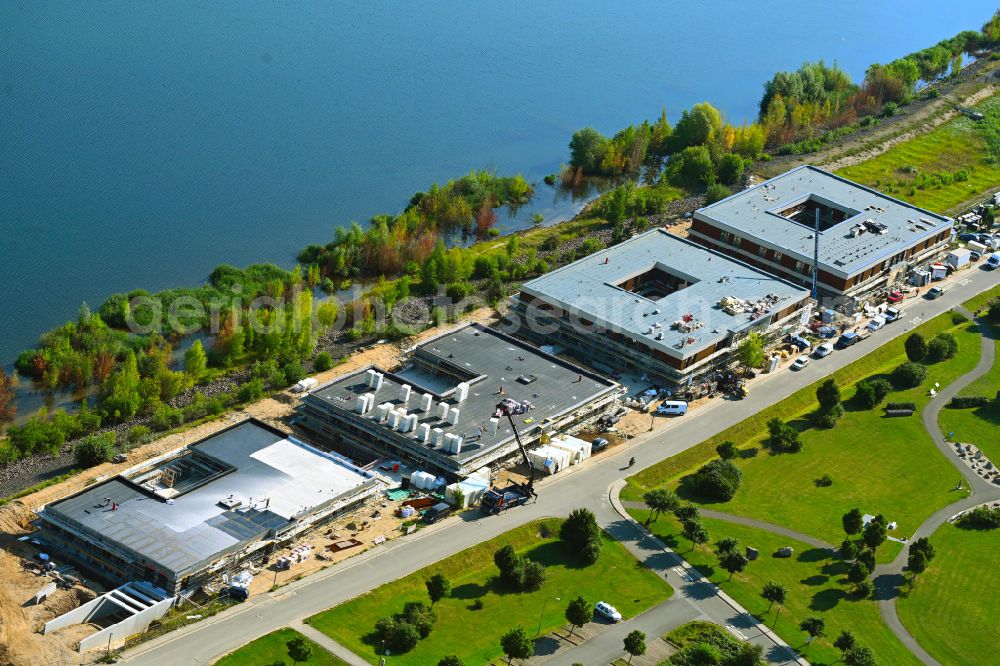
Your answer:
(656, 400), (689, 416)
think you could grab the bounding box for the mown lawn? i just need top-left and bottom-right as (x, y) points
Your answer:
(838, 93), (1000, 214)
(627, 314), (981, 562)
(897, 523), (1000, 666)
(307, 519), (671, 665)
(214, 628), (347, 666)
(630, 510), (921, 666)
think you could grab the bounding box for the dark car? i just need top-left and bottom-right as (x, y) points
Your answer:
(971, 250), (983, 261)
(959, 233), (978, 242)
(422, 502), (453, 524)
(592, 437), (610, 452)
(835, 332), (859, 349)
(926, 286), (946, 299)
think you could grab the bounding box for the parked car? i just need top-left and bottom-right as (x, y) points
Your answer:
(591, 437), (610, 452)
(970, 251), (983, 261)
(835, 332), (859, 349)
(866, 315), (886, 332)
(988, 253), (1000, 269)
(812, 342), (834, 358)
(791, 356), (810, 370)
(595, 601), (622, 622)
(656, 400), (689, 416)
(926, 286), (946, 299)
(884, 307), (904, 322)
(887, 290), (905, 303)
(959, 233), (978, 242)
(422, 502), (453, 525)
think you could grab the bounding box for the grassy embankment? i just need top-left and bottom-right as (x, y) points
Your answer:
(306, 519), (671, 665)
(938, 284), (1000, 461)
(896, 523), (1000, 666)
(629, 510), (922, 666)
(838, 92), (1000, 214)
(213, 628), (347, 666)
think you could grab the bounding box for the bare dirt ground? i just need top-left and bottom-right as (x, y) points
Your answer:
(0, 307), (499, 666)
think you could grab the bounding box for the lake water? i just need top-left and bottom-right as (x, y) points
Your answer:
(2, 1), (996, 366)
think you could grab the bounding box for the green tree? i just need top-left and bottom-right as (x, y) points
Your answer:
(623, 629), (646, 664)
(908, 549), (928, 575)
(494, 545), (524, 589)
(643, 488), (679, 522)
(833, 629), (857, 656)
(317, 302), (338, 329)
(671, 102), (724, 151)
(438, 657), (464, 666)
(674, 505), (700, 523)
(560, 508), (602, 555)
(401, 601), (436, 638)
(715, 153), (746, 185)
(73, 432), (116, 469)
(425, 573), (451, 606)
(863, 514), (887, 550)
(761, 581), (787, 612)
(904, 333), (927, 362)
(569, 127), (608, 174)
(0, 368), (16, 423)
(720, 549), (750, 580)
(184, 340), (208, 382)
(927, 332), (959, 362)
(691, 458), (742, 500)
(682, 519), (709, 550)
(313, 351), (333, 372)
(855, 378), (892, 409)
(705, 183), (732, 204)
(910, 536), (935, 562)
(799, 617), (826, 651)
(668, 145), (715, 186)
(500, 626), (533, 664)
(286, 636), (313, 665)
(844, 645), (877, 666)
(848, 561), (872, 587)
(716, 440), (738, 460)
(816, 379), (841, 409)
(522, 560), (546, 592)
(842, 508), (864, 535)
(565, 596), (591, 639)
(840, 538), (860, 561)
(103, 350), (142, 419)
(736, 332), (766, 372)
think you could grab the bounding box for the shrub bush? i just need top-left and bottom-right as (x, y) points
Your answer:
(926, 332), (958, 362)
(766, 417), (802, 452)
(855, 378), (893, 409)
(691, 459), (742, 501)
(706, 183), (733, 204)
(892, 362), (927, 389)
(947, 396), (990, 409)
(814, 474), (833, 487)
(313, 351), (334, 372)
(813, 403), (844, 428)
(957, 506), (1000, 529)
(885, 409), (915, 417)
(73, 432), (117, 468)
(950, 311), (968, 325)
(885, 402), (916, 411)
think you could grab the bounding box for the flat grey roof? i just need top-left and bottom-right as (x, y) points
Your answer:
(43, 420), (374, 577)
(693, 165), (952, 277)
(519, 229), (809, 359)
(310, 324), (618, 463)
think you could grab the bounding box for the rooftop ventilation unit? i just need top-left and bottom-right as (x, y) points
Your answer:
(447, 407), (460, 425)
(420, 393), (433, 412)
(455, 382), (470, 402)
(417, 423), (430, 442)
(516, 374), (537, 384)
(437, 402), (450, 420)
(399, 384), (412, 403)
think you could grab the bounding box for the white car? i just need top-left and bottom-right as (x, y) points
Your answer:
(594, 601), (622, 622)
(812, 343), (833, 358)
(866, 315), (886, 332)
(791, 356), (810, 370)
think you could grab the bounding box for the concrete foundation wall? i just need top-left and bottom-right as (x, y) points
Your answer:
(78, 595), (174, 652)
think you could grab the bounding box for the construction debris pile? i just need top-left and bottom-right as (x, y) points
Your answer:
(670, 313), (704, 333)
(719, 293), (783, 319)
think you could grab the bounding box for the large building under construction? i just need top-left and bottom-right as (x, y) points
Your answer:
(297, 323), (621, 479)
(38, 419), (381, 596)
(512, 229), (810, 389)
(690, 165), (953, 299)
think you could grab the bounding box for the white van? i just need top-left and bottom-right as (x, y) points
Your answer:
(656, 400), (689, 416)
(987, 253), (1000, 269)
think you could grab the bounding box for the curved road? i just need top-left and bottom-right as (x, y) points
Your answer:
(873, 307), (1000, 666)
(120, 271), (998, 666)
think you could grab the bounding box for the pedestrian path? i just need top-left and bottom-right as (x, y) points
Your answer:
(294, 620), (371, 666)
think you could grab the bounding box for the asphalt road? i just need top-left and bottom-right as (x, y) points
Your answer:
(124, 264), (999, 666)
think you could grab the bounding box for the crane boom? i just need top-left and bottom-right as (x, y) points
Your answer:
(496, 400), (537, 497)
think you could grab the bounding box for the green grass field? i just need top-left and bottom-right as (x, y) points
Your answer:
(630, 510), (921, 666)
(306, 519), (671, 665)
(838, 93), (1000, 214)
(897, 523), (1000, 666)
(627, 314), (982, 562)
(214, 628), (347, 666)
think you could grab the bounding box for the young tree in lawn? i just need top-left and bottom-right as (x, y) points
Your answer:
(761, 581), (787, 612)
(623, 629), (647, 664)
(682, 519), (709, 551)
(799, 617), (826, 651)
(438, 656), (465, 666)
(833, 629), (857, 656)
(862, 514), (887, 550)
(560, 508), (601, 551)
(716, 440), (738, 460)
(816, 379), (841, 410)
(674, 504), (700, 523)
(286, 636), (313, 665)
(840, 538), (860, 561)
(500, 626), (534, 664)
(565, 596), (591, 639)
(643, 488), (679, 523)
(842, 508), (864, 536)
(425, 573), (451, 605)
(719, 549), (750, 580)
(844, 645), (877, 666)
(907, 549), (929, 577)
